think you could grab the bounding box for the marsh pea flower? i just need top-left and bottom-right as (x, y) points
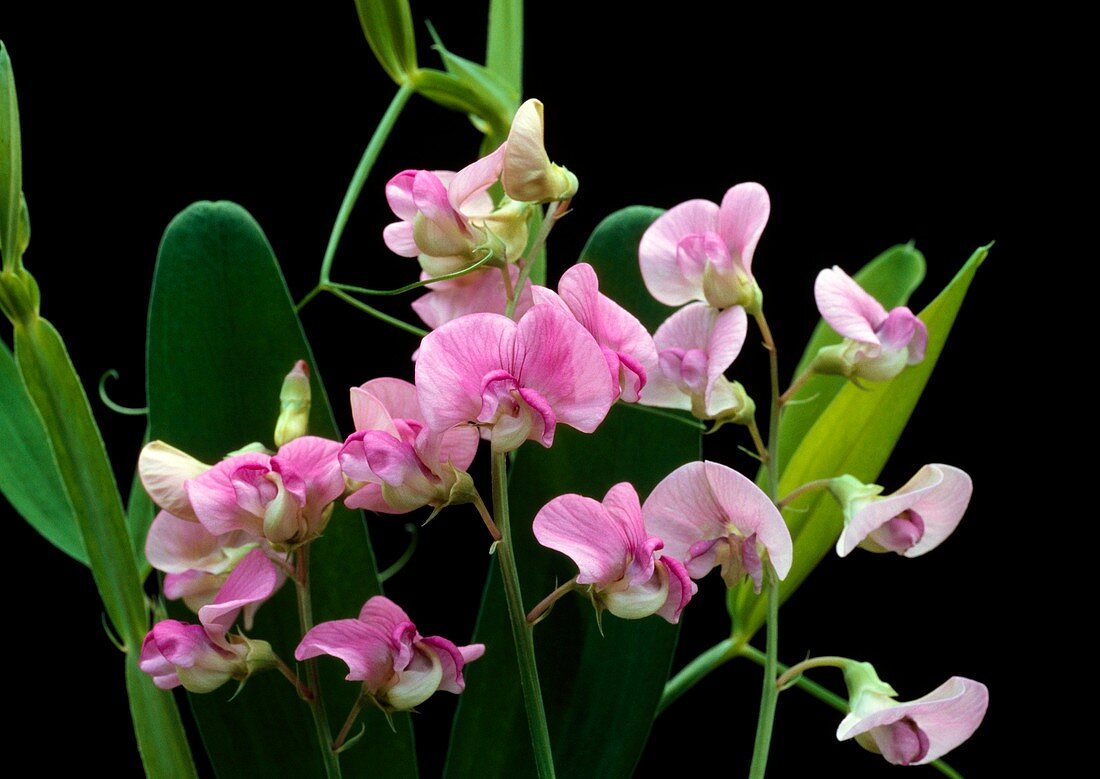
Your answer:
(533, 483), (696, 623)
(830, 465), (973, 557)
(340, 378), (480, 514)
(643, 461), (791, 592)
(501, 98), (578, 203)
(414, 305), (615, 453)
(296, 596), (485, 712)
(838, 661), (988, 766)
(639, 183), (770, 311)
(532, 263), (656, 403)
(813, 266), (928, 382)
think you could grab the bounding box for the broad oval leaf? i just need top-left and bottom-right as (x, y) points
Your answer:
(446, 207), (699, 778)
(147, 201), (417, 778)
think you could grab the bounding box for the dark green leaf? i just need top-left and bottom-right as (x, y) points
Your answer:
(126, 653), (199, 779)
(446, 207), (699, 778)
(127, 427), (155, 580)
(147, 201), (416, 778)
(485, 0), (523, 95)
(1, 41), (23, 270)
(354, 0), (418, 85)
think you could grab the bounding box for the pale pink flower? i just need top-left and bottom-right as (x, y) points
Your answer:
(638, 302), (748, 419)
(833, 465), (973, 557)
(501, 98), (578, 203)
(533, 263), (657, 403)
(414, 306), (616, 452)
(185, 436), (344, 547)
(814, 266), (929, 382)
(412, 265), (533, 331)
(296, 596), (485, 711)
(642, 461), (791, 592)
(139, 441), (211, 523)
(533, 483), (695, 623)
(340, 378), (480, 514)
(639, 183), (770, 310)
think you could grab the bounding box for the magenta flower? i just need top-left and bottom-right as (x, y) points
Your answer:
(533, 483), (696, 623)
(139, 549), (279, 693)
(414, 306), (616, 452)
(340, 378), (480, 514)
(642, 461), (791, 592)
(833, 465), (973, 557)
(185, 436), (344, 547)
(638, 302), (748, 419)
(814, 266), (929, 382)
(838, 662), (989, 766)
(533, 263), (657, 403)
(296, 596), (485, 711)
(411, 265), (533, 331)
(639, 183), (770, 311)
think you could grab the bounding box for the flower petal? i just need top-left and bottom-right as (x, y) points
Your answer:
(296, 618), (397, 689)
(449, 143), (506, 213)
(654, 556), (697, 624)
(906, 465), (972, 557)
(716, 182), (770, 274)
(139, 441), (210, 522)
(383, 221), (420, 257)
(198, 549), (279, 643)
(412, 266), (531, 331)
(146, 510), (233, 574)
(185, 451), (272, 536)
(419, 636), (484, 694)
(533, 493), (632, 587)
(275, 436), (345, 510)
(815, 266), (889, 344)
(385, 170), (419, 221)
(639, 199), (720, 305)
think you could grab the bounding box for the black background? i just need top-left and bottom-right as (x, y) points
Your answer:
(3, 2), (1035, 776)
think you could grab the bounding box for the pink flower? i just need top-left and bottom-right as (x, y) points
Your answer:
(642, 461), (791, 592)
(139, 441), (211, 523)
(838, 662), (988, 766)
(501, 98), (578, 204)
(414, 305), (616, 452)
(833, 465), (973, 557)
(412, 265), (533, 331)
(340, 378), (480, 514)
(533, 483), (696, 623)
(139, 549), (279, 693)
(296, 596), (485, 711)
(639, 183), (770, 311)
(185, 436), (345, 547)
(813, 266), (929, 382)
(638, 303), (748, 419)
(383, 145), (529, 275)
(533, 263), (657, 403)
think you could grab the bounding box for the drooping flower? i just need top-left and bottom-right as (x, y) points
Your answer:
(185, 436), (344, 547)
(501, 98), (578, 204)
(383, 145), (530, 275)
(533, 483), (696, 623)
(533, 263), (657, 403)
(830, 465), (973, 557)
(296, 596), (485, 711)
(813, 266), (928, 382)
(838, 661), (988, 766)
(411, 265), (533, 331)
(139, 549), (279, 693)
(638, 302), (749, 420)
(414, 305), (616, 452)
(642, 461), (791, 592)
(340, 378), (480, 514)
(639, 183), (770, 311)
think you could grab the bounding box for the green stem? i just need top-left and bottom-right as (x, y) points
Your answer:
(377, 523), (420, 583)
(326, 287), (428, 337)
(741, 647), (965, 779)
(776, 478), (834, 509)
(778, 365), (815, 405)
(657, 638), (738, 713)
(491, 452), (556, 778)
(295, 546), (342, 779)
(319, 83), (415, 285)
(332, 695), (368, 752)
(619, 400), (707, 431)
(753, 310), (781, 499)
(748, 568), (780, 779)
(326, 249), (495, 297)
(506, 200), (566, 318)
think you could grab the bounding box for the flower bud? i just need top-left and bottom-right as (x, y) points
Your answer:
(502, 99), (578, 203)
(275, 360), (311, 447)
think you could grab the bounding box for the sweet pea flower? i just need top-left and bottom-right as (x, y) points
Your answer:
(831, 465), (973, 557)
(533, 263), (657, 403)
(411, 265), (533, 331)
(643, 461), (791, 592)
(139, 440), (211, 522)
(185, 436), (344, 547)
(296, 596), (485, 711)
(638, 302), (749, 420)
(639, 183), (770, 311)
(383, 145), (530, 275)
(501, 98), (578, 204)
(813, 266), (928, 382)
(340, 378), (480, 514)
(838, 661), (988, 766)
(533, 483), (695, 623)
(414, 305), (615, 452)
(139, 549), (279, 693)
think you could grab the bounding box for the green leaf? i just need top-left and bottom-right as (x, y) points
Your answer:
(126, 653), (199, 779)
(127, 427), (155, 580)
(354, 0), (418, 85)
(0, 339), (85, 564)
(730, 244), (991, 641)
(775, 243), (926, 474)
(486, 0), (523, 94)
(1, 41), (23, 271)
(446, 207), (699, 778)
(147, 201), (416, 778)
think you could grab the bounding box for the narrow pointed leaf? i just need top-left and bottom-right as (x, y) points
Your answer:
(486, 0), (523, 95)
(730, 244), (991, 640)
(1, 41), (23, 270)
(127, 427), (155, 579)
(354, 0), (418, 85)
(446, 207), (698, 778)
(126, 654), (199, 779)
(147, 201), (416, 778)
